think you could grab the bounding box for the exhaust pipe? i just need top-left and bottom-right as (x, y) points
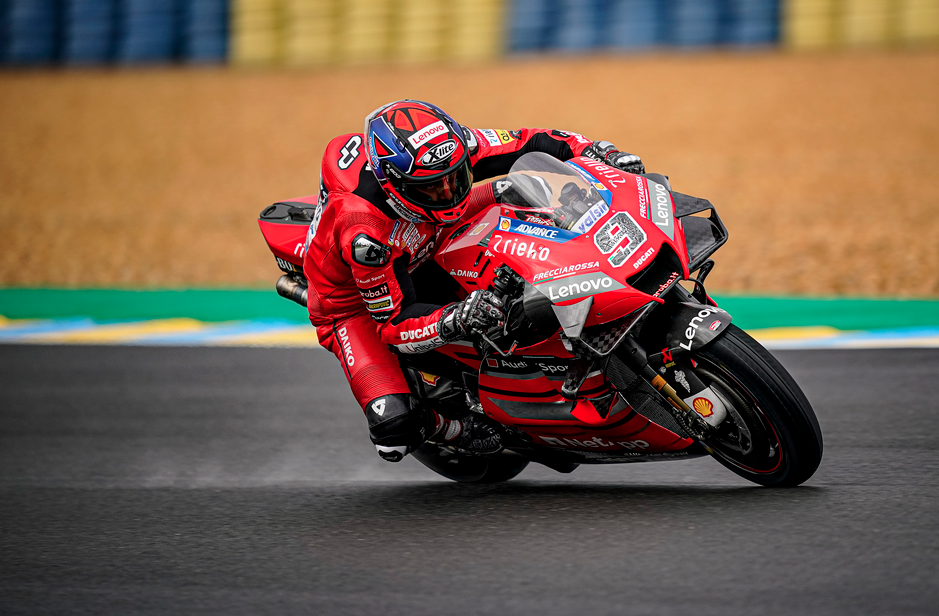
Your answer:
(276, 275), (308, 308)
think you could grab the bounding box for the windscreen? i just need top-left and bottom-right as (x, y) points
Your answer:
(501, 152), (610, 233)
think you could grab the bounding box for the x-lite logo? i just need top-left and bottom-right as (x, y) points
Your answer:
(338, 135), (362, 170)
(371, 398), (386, 416)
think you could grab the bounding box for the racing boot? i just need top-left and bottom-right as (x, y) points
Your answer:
(433, 413), (504, 455)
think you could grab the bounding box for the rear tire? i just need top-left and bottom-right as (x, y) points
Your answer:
(695, 325), (823, 487)
(412, 443), (530, 483)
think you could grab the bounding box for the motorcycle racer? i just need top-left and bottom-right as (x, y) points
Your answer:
(302, 99), (644, 463)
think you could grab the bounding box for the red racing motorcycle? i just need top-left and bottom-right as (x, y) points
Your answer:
(259, 152), (823, 487)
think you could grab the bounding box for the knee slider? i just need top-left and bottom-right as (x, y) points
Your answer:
(364, 394), (432, 462)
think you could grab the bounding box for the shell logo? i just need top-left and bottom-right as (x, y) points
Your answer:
(692, 397), (714, 418)
(500, 218), (511, 231)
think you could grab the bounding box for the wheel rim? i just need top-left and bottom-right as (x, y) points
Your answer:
(695, 361), (783, 475)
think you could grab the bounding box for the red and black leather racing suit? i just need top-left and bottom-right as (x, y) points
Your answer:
(303, 127), (595, 412)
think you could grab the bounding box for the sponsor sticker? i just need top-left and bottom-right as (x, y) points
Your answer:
(647, 179), (674, 239)
(692, 397), (714, 418)
(449, 268), (479, 278)
(483, 357), (530, 372)
(275, 256), (299, 273)
(673, 370), (691, 393)
(498, 217), (578, 243)
(468, 222), (490, 236)
(679, 307), (726, 351)
(536, 271), (625, 303)
(709, 320), (721, 331)
(364, 297), (393, 312)
(533, 261), (600, 282)
(631, 246), (655, 270)
(520, 214), (554, 226)
(579, 159), (631, 188)
(408, 120), (448, 148)
(354, 273), (386, 285)
(400, 323), (439, 342)
(420, 372), (440, 386)
(489, 233), (551, 261)
(406, 231), (427, 254)
(360, 283), (390, 300)
(420, 139), (456, 166)
(413, 239), (434, 263)
(528, 357), (568, 377)
(479, 129), (502, 147)
(361, 283), (393, 316)
(495, 129), (515, 144)
(337, 326), (355, 366)
(398, 339), (444, 353)
(636, 175), (650, 219)
(571, 201), (610, 234)
(539, 435), (650, 450)
(402, 223), (417, 247)
(652, 271), (681, 298)
(387, 220), (402, 246)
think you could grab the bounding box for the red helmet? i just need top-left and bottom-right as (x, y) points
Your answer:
(364, 100), (473, 226)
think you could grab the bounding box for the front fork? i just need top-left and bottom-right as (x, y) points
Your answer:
(655, 352), (728, 428)
(617, 336), (726, 443)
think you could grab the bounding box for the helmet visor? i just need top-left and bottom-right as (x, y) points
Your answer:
(400, 160), (473, 210)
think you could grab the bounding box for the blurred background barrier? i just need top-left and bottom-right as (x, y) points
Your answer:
(2, 0), (936, 66)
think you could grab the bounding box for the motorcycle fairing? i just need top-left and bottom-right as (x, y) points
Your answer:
(257, 198), (319, 268)
(475, 337), (696, 454)
(432, 155), (732, 458)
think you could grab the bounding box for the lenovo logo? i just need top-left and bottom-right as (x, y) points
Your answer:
(408, 121), (448, 148)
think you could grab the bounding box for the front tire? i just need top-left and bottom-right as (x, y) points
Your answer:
(412, 443), (530, 483)
(695, 325), (823, 487)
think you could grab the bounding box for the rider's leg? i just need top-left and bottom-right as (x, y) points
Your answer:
(316, 313), (502, 462)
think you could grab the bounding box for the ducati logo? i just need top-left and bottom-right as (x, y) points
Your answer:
(371, 398), (386, 416)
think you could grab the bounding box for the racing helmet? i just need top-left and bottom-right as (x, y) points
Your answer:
(364, 100), (473, 226)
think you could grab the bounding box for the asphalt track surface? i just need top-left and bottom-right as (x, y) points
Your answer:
(2, 345), (937, 615)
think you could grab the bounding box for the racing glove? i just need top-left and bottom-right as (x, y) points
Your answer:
(583, 140), (646, 175)
(439, 290), (506, 342)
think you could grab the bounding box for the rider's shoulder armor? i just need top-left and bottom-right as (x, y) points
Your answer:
(322, 133), (368, 193)
(351, 233), (391, 268)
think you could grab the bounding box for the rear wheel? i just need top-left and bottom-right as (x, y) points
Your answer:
(694, 325), (823, 487)
(412, 443), (530, 483)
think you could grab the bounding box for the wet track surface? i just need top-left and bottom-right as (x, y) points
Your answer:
(2, 345), (937, 615)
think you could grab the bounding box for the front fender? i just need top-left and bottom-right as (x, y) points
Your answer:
(642, 301), (732, 360)
(666, 301), (732, 355)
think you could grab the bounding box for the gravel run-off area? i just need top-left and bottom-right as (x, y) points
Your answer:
(1, 51), (937, 296)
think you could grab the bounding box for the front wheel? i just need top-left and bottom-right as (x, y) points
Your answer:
(411, 443), (530, 483)
(694, 325), (823, 487)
